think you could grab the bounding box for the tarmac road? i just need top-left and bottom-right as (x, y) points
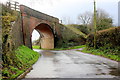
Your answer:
(23, 49), (119, 79)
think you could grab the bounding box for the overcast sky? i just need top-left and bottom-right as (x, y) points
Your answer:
(1, 0), (119, 41)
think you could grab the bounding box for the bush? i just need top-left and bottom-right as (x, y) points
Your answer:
(87, 27), (120, 48)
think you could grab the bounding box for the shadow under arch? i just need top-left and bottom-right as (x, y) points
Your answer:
(32, 23), (54, 49)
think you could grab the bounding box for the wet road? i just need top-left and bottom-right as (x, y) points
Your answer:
(24, 49), (119, 78)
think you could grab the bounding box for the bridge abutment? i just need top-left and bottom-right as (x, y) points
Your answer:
(41, 37), (54, 49)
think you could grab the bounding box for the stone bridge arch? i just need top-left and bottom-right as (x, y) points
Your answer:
(32, 23), (54, 49)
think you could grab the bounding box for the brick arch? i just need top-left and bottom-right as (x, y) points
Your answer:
(32, 23), (54, 49)
(30, 19), (53, 35)
(20, 5), (61, 49)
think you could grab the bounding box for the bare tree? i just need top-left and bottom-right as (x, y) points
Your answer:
(77, 11), (92, 26)
(62, 16), (73, 24)
(77, 9), (113, 32)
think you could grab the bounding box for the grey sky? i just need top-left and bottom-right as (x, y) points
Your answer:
(1, 0), (119, 41)
(118, 1), (120, 26)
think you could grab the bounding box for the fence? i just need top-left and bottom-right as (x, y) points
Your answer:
(6, 1), (20, 11)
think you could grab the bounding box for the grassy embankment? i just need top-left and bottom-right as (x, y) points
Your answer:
(65, 25), (87, 38)
(2, 45), (40, 79)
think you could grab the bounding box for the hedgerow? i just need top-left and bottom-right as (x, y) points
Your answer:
(85, 27), (120, 61)
(87, 27), (120, 48)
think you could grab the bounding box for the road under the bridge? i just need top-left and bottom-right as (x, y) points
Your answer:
(23, 49), (118, 79)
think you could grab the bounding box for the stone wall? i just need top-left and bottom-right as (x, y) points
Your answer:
(12, 12), (24, 49)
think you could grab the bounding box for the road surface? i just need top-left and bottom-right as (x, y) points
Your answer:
(23, 49), (119, 79)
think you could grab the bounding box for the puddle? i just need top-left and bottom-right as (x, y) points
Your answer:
(96, 73), (106, 75)
(97, 68), (102, 71)
(109, 67), (120, 76)
(84, 62), (101, 65)
(41, 51), (57, 57)
(53, 58), (59, 63)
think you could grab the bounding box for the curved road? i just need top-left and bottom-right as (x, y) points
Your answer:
(23, 49), (119, 79)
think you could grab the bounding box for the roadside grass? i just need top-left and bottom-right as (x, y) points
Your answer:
(15, 45), (40, 68)
(53, 45), (86, 50)
(80, 47), (120, 61)
(2, 45), (40, 79)
(32, 45), (40, 49)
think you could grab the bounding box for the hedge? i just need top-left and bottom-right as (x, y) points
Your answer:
(86, 27), (120, 48)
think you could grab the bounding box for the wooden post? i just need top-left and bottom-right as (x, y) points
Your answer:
(94, 0), (97, 49)
(13, 1), (19, 11)
(6, 1), (19, 11)
(15, 2), (17, 10)
(8, 1), (11, 9)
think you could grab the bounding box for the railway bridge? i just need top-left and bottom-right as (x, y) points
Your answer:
(20, 5), (62, 49)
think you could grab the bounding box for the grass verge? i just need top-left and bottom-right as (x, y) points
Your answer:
(80, 47), (120, 61)
(15, 45), (40, 68)
(32, 45), (40, 49)
(53, 45), (86, 50)
(2, 45), (40, 79)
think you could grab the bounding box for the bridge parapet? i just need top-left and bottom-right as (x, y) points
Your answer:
(20, 5), (59, 23)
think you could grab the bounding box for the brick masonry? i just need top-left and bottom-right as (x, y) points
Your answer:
(20, 5), (62, 49)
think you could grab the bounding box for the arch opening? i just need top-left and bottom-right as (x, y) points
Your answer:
(31, 23), (54, 49)
(32, 30), (40, 48)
